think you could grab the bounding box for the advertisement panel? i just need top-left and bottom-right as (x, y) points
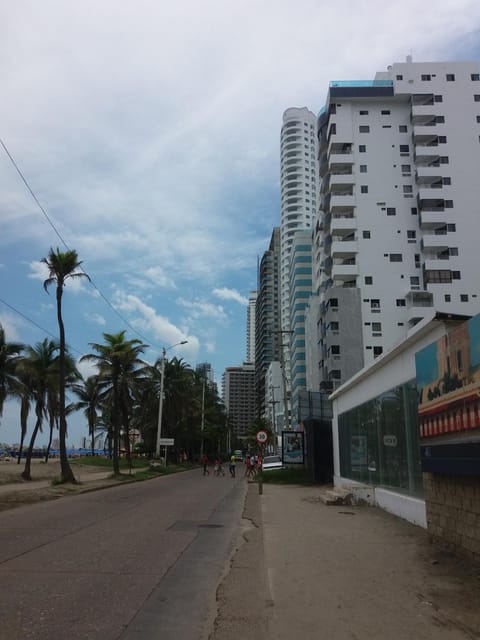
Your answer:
(282, 431), (305, 464)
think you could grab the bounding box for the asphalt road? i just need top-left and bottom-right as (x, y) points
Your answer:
(0, 469), (247, 640)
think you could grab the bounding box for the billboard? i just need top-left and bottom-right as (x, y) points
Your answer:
(415, 314), (480, 439)
(282, 431), (305, 464)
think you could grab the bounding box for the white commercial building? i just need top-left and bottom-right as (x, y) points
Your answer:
(246, 290), (257, 364)
(314, 58), (480, 393)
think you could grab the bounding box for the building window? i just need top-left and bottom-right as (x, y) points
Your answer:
(386, 207), (396, 215)
(436, 115), (445, 123)
(401, 164), (411, 174)
(371, 299), (380, 309)
(365, 276), (373, 285)
(399, 125), (408, 132)
(331, 345), (340, 355)
(359, 110), (369, 115)
(475, 95), (480, 102)
(403, 185), (413, 194)
(359, 125), (370, 133)
(445, 200), (454, 208)
(363, 230), (371, 239)
(359, 145), (366, 152)
(360, 185), (368, 193)
(407, 230), (416, 239)
(440, 156), (449, 164)
(329, 298), (338, 308)
(452, 271), (461, 280)
(446, 73), (455, 81)
(445, 294), (451, 302)
(449, 247), (458, 256)
(360, 164), (367, 173)
(389, 254), (402, 262)
(411, 207), (418, 215)
(434, 95), (443, 102)
(421, 74), (431, 81)
(443, 177), (451, 185)
(471, 74), (480, 81)
(373, 346), (383, 357)
(396, 299), (406, 307)
(438, 135), (447, 143)
(396, 75), (403, 80)
(447, 223), (456, 231)
(460, 294), (469, 302)
(381, 110), (391, 115)
(372, 322), (382, 332)
(414, 253), (421, 267)
(399, 144), (409, 154)
(410, 276), (420, 286)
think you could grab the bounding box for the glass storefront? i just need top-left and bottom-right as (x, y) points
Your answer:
(338, 379), (423, 496)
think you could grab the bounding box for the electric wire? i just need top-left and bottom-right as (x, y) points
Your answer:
(0, 137), (160, 350)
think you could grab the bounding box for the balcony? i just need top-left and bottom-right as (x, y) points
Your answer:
(415, 167), (443, 185)
(414, 147), (440, 164)
(422, 256), (451, 270)
(411, 104), (441, 119)
(330, 215), (356, 234)
(413, 125), (438, 144)
(418, 194), (445, 211)
(330, 194), (356, 211)
(406, 291), (434, 324)
(331, 238), (357, 257)
(420, 232), (449, 251)
(332, 261), (358, 279)
(329, 174), (355, 189)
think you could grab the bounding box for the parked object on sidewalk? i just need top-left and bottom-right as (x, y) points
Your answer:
(262, 455), (283, 472)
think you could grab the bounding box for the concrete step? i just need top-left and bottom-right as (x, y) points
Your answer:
(319, 487), (354, 506)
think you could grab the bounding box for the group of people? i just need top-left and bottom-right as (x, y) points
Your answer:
(201, 452), (262, 479)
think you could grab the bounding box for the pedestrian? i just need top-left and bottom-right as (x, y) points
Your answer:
(202, 454), (209, 476)
(229, 453), (236, 478)
(214, 457), (225, 476)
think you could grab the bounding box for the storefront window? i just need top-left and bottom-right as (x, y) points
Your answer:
(338, 379), (423, 496)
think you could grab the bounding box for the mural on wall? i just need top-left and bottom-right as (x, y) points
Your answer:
(415, 314), (480, 439)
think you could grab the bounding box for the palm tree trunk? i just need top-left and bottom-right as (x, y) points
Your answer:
(56, 285), (76, 484)
(44, 415), (55, 463)
(21, 411), (42, 481)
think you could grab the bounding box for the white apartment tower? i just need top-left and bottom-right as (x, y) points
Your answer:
(313, 58), (480, 391)
(280, 107), (319, 404)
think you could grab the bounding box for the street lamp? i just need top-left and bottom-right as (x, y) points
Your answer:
(155, 340), (188, 460)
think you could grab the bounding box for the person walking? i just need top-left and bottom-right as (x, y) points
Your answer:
(202, 454), (210, 476)
(229, 453), (236, 478)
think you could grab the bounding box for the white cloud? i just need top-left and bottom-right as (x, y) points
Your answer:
(76, 357), (99, 381)
(84, 312), (106, 326)
(0, 312), (24, 342)
(177, 297), (228, 323)
(212, 288), (249, 306)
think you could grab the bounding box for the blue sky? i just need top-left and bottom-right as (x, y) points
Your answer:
(1, 0), (480, 447)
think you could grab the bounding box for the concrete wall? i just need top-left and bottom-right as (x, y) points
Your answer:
(424, 472), (480, 561)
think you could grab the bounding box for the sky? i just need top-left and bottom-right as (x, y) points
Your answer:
(1, 0), (480, 447)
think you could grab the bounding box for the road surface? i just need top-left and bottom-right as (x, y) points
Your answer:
(0, 469), (246, 640)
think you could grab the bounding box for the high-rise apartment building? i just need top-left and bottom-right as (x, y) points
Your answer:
(246, 290), (257, 363)
(255, 227), (281, 419)
(222, 363), (256, 441)
(280, 107), (319, 417)
(311, 58), (480, 392)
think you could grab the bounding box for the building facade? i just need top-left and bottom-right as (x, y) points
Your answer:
(280, 107), (319, 419)
(313, 58), (480, 393)
(222, 363), (256, 442)
(246, 290), (257, 364)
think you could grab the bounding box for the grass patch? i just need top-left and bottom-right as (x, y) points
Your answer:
(258, 467), (314, 485)
(70, 456), (151, 470)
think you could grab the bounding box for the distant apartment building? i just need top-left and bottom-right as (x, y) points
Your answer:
(280, 107), (319, 416)
(222, 363), (256, 441)
(255, 227), (281, 419)
(311, 58), (480, 392)
(196, 362), (214, 386)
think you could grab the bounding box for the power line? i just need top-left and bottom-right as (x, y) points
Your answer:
(0, 297), (83, 357)
(0, 137), (161, 351)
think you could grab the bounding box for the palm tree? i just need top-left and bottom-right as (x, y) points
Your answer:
(0, 323), (24, 421)
(81, 331), (147, 475)
(71, 375), (101, 456)
(42, 247), (90, 483)
(18, 339), (60, 480)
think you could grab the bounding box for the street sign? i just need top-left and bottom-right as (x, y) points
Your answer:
(158, 438), (175, 446)
(256, 430), (268, 444)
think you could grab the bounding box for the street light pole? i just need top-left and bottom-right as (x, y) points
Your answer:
(155, 340), (188, 460)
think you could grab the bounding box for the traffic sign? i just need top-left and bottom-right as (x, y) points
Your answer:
(158, 438), (174, 446)
(256, 430), (268, 444)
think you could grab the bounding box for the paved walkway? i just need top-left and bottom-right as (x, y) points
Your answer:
(213, 483), (480, 640)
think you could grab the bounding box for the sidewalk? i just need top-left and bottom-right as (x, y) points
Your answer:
(212, 482), (480, 640)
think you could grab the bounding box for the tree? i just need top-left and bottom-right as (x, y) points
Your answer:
(0, 323), (24, 421)
(42, 247), (90, 483)
(17, 339), (60, 480)
(81, 331), (147, 475)
(71, 375), (101, 456)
